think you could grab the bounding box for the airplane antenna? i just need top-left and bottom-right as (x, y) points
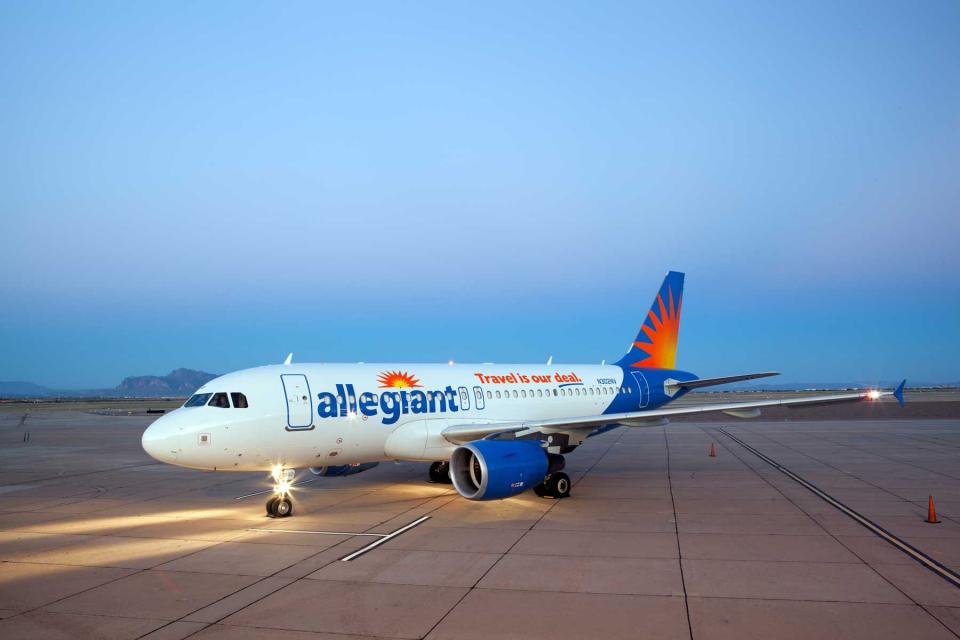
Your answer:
(601, 359), (605, 366)
(547, 355), (553, 365)
(283, 353), (293, 365)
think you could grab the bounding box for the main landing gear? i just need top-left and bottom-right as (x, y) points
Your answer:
(266, 467), (295, 518)
(428, 461), (452, 484)
(534, 454), (571, 499)
(534, 472), (571, 499)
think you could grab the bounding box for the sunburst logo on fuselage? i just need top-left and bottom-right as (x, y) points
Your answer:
(377, 370), (422, 389)
(631, 287), (681, 369)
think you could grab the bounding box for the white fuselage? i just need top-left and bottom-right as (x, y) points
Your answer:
(141, 362), (641, 472)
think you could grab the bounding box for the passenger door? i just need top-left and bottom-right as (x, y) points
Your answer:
(281, 374), (313, 429)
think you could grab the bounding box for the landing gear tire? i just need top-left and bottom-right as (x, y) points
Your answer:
(535, 472), (571, 499)
(429, 461), (451, 484)
(265, 497), (278, 516)
(267, 496), (293, 517)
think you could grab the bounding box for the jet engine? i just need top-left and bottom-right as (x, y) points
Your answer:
(309, 462), (379, 477)
(450, 439), (548, 500)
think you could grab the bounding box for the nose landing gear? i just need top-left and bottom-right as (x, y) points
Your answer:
(267, 467), (296, 518)
(266, 495), (293, 517)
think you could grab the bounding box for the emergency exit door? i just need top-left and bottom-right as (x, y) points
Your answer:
(281, 374), (313, 429)
(473, 386), (485, 410)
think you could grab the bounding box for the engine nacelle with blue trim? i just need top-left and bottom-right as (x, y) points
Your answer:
(450, 439), (548, 500)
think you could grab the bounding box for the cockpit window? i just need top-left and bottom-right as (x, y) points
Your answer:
(184, 393), (212, 407)
(231, 392), (248, 408)
(208, 392), (230, 408)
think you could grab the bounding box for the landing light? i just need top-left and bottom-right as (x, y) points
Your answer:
(276, 480), (291, 495)
(867, 390), (882, 400)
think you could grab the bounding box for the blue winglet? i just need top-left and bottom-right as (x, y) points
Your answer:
(893, 379), (906, 408)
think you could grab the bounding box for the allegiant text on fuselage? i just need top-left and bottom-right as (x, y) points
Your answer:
(317, 384), (460, 425)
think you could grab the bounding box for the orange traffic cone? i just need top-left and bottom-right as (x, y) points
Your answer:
(926, 495), (941, 524)
(709, 443), (717, 458)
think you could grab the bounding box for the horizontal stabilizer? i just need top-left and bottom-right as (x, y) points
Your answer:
(667, 371), (780, 391)
(894, 379), (906, 407)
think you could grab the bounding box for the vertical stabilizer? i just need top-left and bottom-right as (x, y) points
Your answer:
(615, 271), (684, 369)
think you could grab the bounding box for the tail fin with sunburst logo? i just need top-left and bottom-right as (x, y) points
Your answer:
(616, 271), (684, 369)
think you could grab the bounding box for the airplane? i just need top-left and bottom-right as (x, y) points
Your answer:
(141, 271), (905, 517)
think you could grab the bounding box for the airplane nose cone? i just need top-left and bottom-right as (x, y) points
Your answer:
(142, 415), (180, 463)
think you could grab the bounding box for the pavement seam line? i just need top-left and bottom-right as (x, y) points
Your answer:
(417, 431), (630, 640)
(744, 426), (960, 526)
(719, 428), (960, 589)
(663, 426), (695, 640)
(714, 426), (960, 640)
(168, 490), (463, 640)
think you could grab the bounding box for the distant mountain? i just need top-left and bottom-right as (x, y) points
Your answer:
(0, 381), (57, 397)
(115, 368), (218, 397)
(0, 368), (218, 399)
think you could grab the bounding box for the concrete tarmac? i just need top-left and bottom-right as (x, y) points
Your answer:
(1, 410), (959, 639)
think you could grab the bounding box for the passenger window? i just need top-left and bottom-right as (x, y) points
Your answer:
(496, 390), (501, 399)
(553, 389), (558, 396)
(208, 392), (230, 408)
(230, 392), (248, 408)
(487, 391), (492, 399)
(521, 390), (526, 398)
(537, 389), (543, 397)
(184, 393), (212, 407)
(512, 390), (518, 398)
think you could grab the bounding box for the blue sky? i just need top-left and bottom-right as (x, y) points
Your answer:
(1, 1), (958, 388)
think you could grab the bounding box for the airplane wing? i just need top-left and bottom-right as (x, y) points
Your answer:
(441, 381), (906, 445)
(666, 371), (780, 391)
